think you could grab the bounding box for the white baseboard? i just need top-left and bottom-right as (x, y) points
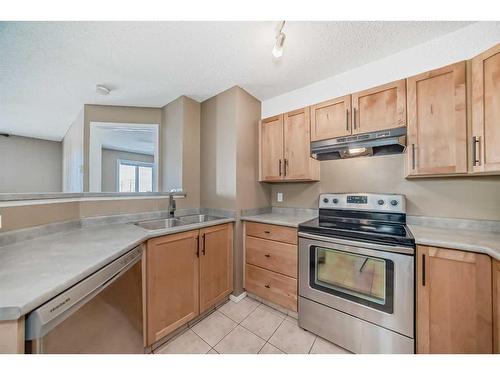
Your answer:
(229, 291), (247, 303)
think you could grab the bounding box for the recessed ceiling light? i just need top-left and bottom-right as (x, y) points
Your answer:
(96, 84), (111, 95)
(272, 21), (286, 58)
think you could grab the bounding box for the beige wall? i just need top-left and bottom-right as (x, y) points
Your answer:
(0, 197), (171, 233)
(161, 96), (201, 209)
(101, 149), (154, 192)
(0, 135), (62, 193)
(83, 104), (162, 191)
(270, 154), (500, 220)
(62, 109), (84, 192)
(200, 86), (268, 295)
(200, 87), (238, 210)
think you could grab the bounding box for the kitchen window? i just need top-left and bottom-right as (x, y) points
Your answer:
(117, 159), (154, 193)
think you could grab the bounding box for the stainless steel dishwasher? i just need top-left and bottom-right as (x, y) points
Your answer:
(25, 246), (144, 354)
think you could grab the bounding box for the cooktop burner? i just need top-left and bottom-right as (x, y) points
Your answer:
(298, 193), (415, 248)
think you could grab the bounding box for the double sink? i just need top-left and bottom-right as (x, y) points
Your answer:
(136, 214), (223, 231)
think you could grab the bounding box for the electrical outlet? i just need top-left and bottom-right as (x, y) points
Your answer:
(277, 192), (283, 202)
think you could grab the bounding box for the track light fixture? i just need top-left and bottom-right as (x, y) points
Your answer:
(272, 21), (286, 58)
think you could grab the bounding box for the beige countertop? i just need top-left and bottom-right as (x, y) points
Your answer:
(0, 217), (234, 321)
(409, 224), (500, 261)
(241, 208), (317, 228)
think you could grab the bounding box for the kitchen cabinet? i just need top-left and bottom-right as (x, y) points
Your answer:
(145, 223), (233, 346)
(406, 62), (467, 177)
(471, 43), (500, 174)
(145, 230), (200, 346)
(244, 222), (298, 311)
(259, 108), (319, 182)
(351, 79), (406, 134)
(493, 259), (500, 353)
(310, 95), (352, 141)
(199, 224), (233, 313)
(416, 245), (492, 353)
(260, 115), (284, 181)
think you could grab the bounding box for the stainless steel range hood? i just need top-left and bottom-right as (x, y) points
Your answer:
(311, 127), (407, 161)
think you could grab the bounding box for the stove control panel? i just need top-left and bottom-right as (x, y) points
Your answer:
(319, 193), (406, 213)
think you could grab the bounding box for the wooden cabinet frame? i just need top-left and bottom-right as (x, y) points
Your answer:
(406, 62), (467, 177)
(417, 246), (492, 353)
(471, 43), (500, 174)
(310, 95), (352, 141)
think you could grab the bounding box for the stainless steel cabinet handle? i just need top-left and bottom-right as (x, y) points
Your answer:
(353, 108), (357, 130)
(472, 136), (480, 166)
(201, 233), (206, 256)
(278, 159), (282, 176)
(412, 144), (416, 170)
(422, 253), (426, 286)
(284, 158), (288, 176)
(196, 236), (200, 258)
(264, 254), (271, 258)
(345, 109), (349, 131)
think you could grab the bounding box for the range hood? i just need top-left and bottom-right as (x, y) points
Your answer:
(311, 127), (407, 161)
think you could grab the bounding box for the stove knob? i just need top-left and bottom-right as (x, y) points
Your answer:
(332, 198), (339, 204)
(377, 199), (385, 206)
(390, 200), (399, 206)
(322, 198), (329, 204)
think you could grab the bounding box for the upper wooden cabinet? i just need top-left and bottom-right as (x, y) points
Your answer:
(260, 115), (284, 181)
(310, 95), (351, 141)
(351, 79), (406, 134)
(416, 245), (492, 354)
(259, 108), (319, 182)
(199, 224), (233, 313)
(145, 230), (200, 346)
(406, 62), (467, 177)
(472, 43), (500, 173)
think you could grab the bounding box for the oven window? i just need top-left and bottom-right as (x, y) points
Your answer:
(310, 246), (394, 313)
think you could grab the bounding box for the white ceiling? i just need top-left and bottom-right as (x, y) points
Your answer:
(0, 21), (473, 141)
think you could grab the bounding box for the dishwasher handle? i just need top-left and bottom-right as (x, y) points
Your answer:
(25, 246), (142, 340)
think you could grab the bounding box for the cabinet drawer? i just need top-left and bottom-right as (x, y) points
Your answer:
(245, 222), (297, 245)
(245, 264), (297, 311)
(245, 236), (297, 278)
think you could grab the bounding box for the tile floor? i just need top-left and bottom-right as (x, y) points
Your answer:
(155, 296), (352, 354)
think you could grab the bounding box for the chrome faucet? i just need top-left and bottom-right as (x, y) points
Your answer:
(168, 195), (176, 218)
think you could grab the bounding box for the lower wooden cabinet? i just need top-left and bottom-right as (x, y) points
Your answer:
(416, 245), (493, 353)
(493, 259), (500, 353)
(244, 222), (298, 312)
(199, 224), (233, 313)
(145, 223), (233, 346)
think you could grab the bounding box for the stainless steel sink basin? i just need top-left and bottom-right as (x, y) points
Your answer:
(178, 214), (222, 224)
(135, 218), (184, 230)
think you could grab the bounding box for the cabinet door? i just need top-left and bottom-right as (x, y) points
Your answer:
(259, 115), (284, 181)
(351, 79), (406, 134)
(145, 230), (199, 346)
(493, 259), (500, 353)
(199, 224), (233, 313)
(310, 95), (351, 141)
(283, 107), (319, 181)
(472, 43), (500, 173)
(416, 246), (492, 353)
(406, 62), (467, 176)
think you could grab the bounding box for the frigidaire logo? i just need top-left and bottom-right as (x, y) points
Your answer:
(49, 297), (70, 313)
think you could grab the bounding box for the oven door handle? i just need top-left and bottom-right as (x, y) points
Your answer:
(298, 232), (415, 255)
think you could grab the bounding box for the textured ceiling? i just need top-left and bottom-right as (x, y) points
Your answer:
(0, 21), (473, 140)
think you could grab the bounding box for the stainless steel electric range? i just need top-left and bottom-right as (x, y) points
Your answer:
(298, 193), (415, 354)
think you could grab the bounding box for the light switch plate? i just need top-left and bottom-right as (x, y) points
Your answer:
(277, 192), (283, 202)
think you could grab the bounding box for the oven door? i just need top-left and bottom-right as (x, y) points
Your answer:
(299, 233), (414, 337)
